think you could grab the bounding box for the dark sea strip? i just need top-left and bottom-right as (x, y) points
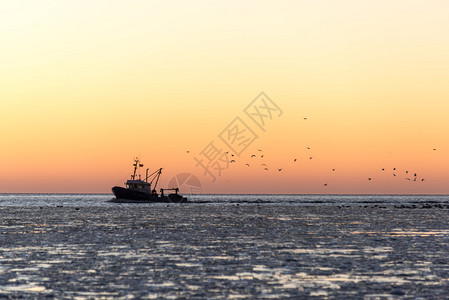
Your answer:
(1, 194), (449, 207)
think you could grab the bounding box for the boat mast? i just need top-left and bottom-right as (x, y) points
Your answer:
(132, 158), (138, 180)
(131, 157), (143, 180)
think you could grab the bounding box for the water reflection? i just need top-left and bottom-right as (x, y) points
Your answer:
(1, 205), (449, 298)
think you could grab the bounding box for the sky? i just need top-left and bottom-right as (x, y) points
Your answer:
(1, 0), (448, 194)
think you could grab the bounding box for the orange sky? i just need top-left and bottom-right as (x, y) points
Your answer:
(1, 1), (448, 193)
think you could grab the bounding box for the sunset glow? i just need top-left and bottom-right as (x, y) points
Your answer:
(1, 1), (448, 193)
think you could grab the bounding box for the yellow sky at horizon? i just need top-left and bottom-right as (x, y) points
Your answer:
(1, 0), (448, 193)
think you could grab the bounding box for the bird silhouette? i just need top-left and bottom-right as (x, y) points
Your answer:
(309, 157), (313, 159)
(294, 159), (297, 162)
(433, 148), (437, 151)
(393, 173), (396, 176)
(304, 118), (308, 120)
(261, 163), (267, 166)
(230, 160), (235, 163)
(413, 178), (417, 182)
(264, 168), (268, 171)
(258, 149), (263, 152)
(251, 155), (256, 158)
(278, 168), (282, 171)
(324, 183), (328, 186)
(306, 147), (311, 149)
(406, 171), (408, 174)
(332, 168), (335, 171)
(414, 173), (417, 177)
(393, 168), (396, 170)
(186, 150), (190, 153)
(368, 178), (372, 180)
(405, 178), (411, 180)
(246, 163), (250, 166)
(422, 179), (425, 182)
(261, 155), (264, 158)
(382, 168), (384, 171)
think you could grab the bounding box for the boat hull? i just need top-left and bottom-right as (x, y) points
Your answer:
(111, 186), (188, 203)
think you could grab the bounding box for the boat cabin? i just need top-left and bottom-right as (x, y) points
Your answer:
(125, 180), (152, 193)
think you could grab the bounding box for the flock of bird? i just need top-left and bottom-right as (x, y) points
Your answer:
(186, 118), (438, 187)
(187, 146), (437, 187)
(227, 150), (432, 187)
(226, 148), (306, 172)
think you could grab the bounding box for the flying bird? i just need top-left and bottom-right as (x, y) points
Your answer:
(309, 157), (313, 159)
(422, 179), (425, 182)
(186, 151), (190, 153)
(414, 173), (417, 177)
(258, 149), (263, 152)
(332, 169), (335, 171)
(324, 184), (328, 186)
(294, 159), (297, 162)
(306, 147), (311, 150)
(278, 168), (282, 171)
(251, 155), (256, 158)
(261, 155), (264, 158)
(393, 173), (396, 176)
(246, 163), (250, 166)
(230, 160), (235, 163)
(368, 178), (372, 180)
(393, 168), (396, 170)
(264, 168), (268, 171)
(382, 168), (384, 171)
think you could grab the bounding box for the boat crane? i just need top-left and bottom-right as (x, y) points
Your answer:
(144, 167), (163, 194)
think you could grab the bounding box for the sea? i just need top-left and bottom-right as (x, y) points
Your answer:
(2, 194), (449, 298)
